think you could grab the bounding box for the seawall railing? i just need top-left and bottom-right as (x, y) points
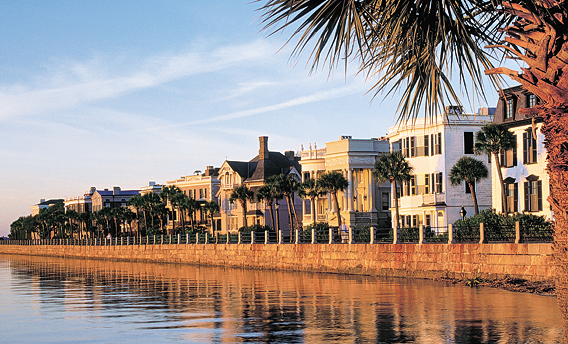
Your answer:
(1, 222), (553, 246)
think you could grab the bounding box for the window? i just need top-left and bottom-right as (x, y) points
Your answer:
(410, 137), (415, 157)
(416, 135), (429, 157)
(523, 130), (538, 164)
(381, 193), (390, 211)
(528, 94), (538, 108)
(506, 182), (518, 213)
(464, 132), (474, 154)
(392, 139), (402, 153)
(505, 98), (514, 119)
(425, 214), (431, 227)
(433, 172), (443, 193)
(410, 176), (417, 195)
(199, 189), (204, 199)
(412, 215), (418, 227)
(500, 134), (517, 167)
(524, 179), (542, 212)
(424, 174), (430, 194)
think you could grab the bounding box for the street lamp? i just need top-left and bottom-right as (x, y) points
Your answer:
(459, 206), (467, 221)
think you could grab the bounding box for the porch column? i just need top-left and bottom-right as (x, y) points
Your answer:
(369, 170), (377, 213)
(347, 168), (353, 212)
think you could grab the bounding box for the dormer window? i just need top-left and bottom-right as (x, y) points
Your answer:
(505, 98), (514, 119)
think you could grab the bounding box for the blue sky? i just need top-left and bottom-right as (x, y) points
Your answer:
(0, 1), (504, 236)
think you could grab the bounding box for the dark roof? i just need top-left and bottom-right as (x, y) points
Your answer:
(246, 152), (301, 182)
(96, 190), (140, 196)
(225, 161), (257, 179)
(493, 85), (542, 128)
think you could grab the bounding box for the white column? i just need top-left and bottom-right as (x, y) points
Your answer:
(347, 169), (353, 212)
(369, 170), (377, 212)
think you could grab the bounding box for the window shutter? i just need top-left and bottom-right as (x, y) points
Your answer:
(513, 135), (518, 166)
(523, 132), (528, 164)
(532, 136), (538, 164)
(514, 183), (518, 212)
(538, 180), (543, 211)
(500, 149), (505, 167)
(524, 181), (529, 211)
(437, 133), (442, 154)
(430, 134), (434, 156)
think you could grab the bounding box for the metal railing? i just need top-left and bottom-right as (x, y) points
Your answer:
(1, 222), (553, 246)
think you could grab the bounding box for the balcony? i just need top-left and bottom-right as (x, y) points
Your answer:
(422, 193), (445, 206)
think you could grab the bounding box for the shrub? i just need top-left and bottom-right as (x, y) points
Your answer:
(239, 224), (271, 233)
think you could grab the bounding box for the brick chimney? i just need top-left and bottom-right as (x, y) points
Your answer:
(259, 136), (269, 160)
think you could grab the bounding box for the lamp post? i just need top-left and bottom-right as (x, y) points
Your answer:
(459, 206), (467, 221)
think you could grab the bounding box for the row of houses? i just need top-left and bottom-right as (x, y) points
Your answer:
(32, 86), (551, 235)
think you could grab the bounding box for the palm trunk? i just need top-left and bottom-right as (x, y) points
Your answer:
(285, 194), (294, 232)
(241, 200), (248, 228)
(493, 152), (508, 214)
(310, 196), (316, 227)
(393, 180), (400, 229)
(541, 111), (568, 340)
(333, 192), (342, 228)
(469, 182), (479, 215)
(268, 201), (275, 231)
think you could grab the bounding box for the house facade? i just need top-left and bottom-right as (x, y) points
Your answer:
(91, 187), (140, 212)
(30, 199), (64, 216)
(165, 166), (221, 232)
(387, 107), (494, 229)
(217, 136), (302, 234)
(492, 86), (551, 219)
(64, 187), (96, 214)
(299, 136), (391, 229)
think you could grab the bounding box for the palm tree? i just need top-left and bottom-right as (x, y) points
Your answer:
(127, 195), (146, 235)
(258, 3), (568, 328)
(256, 184), (280, 230)
(229, 185), (254, 229)
(316, 171), (349, 228)
(142, 192), (162, 230)
(474, 123), (516, 214)
(449, 157), (489, 215)
(298, 178), (326, 227)
(161, 186), (183, 234)
(269, 174), (300, 231)
(372, 151), (414, 229)
(202, 201), (220, 233)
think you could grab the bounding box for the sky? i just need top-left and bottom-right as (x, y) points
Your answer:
(0, 1), (505, 237)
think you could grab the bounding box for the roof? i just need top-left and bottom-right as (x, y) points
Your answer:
(246, 152), (300, 182)
(37, 199), (64, 206)
(95, 190), (140, 196)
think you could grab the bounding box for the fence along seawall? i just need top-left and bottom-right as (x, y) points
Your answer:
(0, 236), (554, 283)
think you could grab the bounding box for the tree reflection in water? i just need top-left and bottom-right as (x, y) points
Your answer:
(0, 254), (562, 343)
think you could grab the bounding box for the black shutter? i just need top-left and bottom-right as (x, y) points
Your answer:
(538, 180), (543, 211)
(524, 181), (529, 211)
(523, 132), (528, 164)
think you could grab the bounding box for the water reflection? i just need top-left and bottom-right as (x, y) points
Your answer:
(0, 254), (562, 343)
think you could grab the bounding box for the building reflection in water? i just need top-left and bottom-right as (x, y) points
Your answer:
(1, 254), (562, 343)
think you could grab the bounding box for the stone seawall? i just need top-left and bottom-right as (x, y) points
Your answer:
(0, 243), (555, 282)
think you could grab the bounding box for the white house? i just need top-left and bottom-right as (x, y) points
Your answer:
(387, 107), (494, 229)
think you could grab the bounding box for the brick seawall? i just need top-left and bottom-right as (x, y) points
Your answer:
(0, 243), (554, 282)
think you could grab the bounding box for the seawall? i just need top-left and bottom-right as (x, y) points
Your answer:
(0, 243), (554, 282)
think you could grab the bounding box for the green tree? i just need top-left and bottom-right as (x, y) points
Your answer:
(229, 185), (254, 228)
(372, 151), (414, 229)
(127, 195), (146, 235)
(316, 171), (349, 228)
(202, 201), (220, 232)
(449, 156), (489, 215)
(142, 192), (162, 230)
(161, 186), (184, 234)
(474, 123), (516, 214)
(298, 178), (326, 228)
(256, 183), (281, 231)
(268, 174), (301, 231)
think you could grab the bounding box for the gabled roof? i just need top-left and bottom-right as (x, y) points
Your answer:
(95, 190), (140, 196)
(247, 152), (300, 182)
(224, 161), (257, 179)
(37, 199), (64, 206)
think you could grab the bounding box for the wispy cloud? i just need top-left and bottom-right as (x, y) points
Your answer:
(143, 81), (368, 133)
(0, 40), (273, 120)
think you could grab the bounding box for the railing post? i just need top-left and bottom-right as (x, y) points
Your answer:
(205, 233), (209, 244)
(186, 233), (189, 245)
(295, 229), (299, 244)
(278, 230), (282, 244)
(479, 223), (486, 244)
(419, 225), (425, 244)
(393, 226), (399, 244)
(178, 233), (181, 244)
(370, 226), (375, 244)
(448, 224), (455, 244)
(329, 227), (334, 244)
(238, 232), (242, 244)
(348, 227), (353, 244)
(226, 232), (230, 244)
(251, 231), (255, 244)
(265, 231), (269, 244)
(311, 227), (317, 244)
(515, 221), (522, 244)
(196, 233), (199, 244)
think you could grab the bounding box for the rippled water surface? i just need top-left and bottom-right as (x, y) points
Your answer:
(0, 254), (563, 343)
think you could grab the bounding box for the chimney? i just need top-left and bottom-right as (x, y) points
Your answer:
(89, 187), (96, 194)
(113, 186), (121, 195)
(259, 136), (269, 160)
(205, 166), (214, 176)
(285, 151), (294, 160)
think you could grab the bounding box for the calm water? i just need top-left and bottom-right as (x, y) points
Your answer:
(0, 254), (563, 343)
